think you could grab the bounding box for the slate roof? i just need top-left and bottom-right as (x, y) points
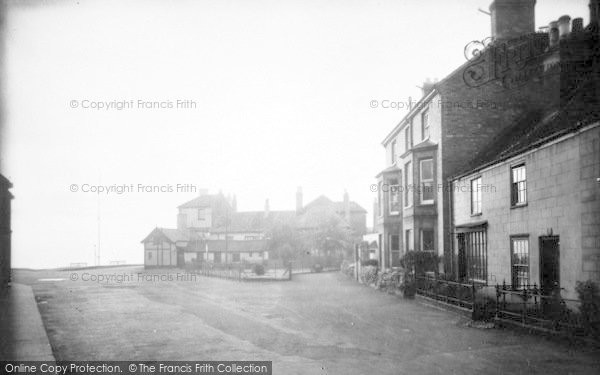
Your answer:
(141, 227), (190, 243)
(178, 193), (230, 209)
(303, 195), (367, 213)
(375, 164), (400, 178)
(211, 210), (297, 233)
(454, 81), (600, 179)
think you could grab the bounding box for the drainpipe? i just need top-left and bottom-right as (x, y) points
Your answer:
(447, 177), (454, 279)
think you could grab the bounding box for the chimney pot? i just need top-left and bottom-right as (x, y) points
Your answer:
(590, 0), (600, 25)
(558, 15), (571, 39)
(572, 18), (584, 33)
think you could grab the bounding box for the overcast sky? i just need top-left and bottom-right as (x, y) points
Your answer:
(1, 0), (590, 268)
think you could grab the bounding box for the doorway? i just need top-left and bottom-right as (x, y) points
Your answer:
(539, 236), (560, 295)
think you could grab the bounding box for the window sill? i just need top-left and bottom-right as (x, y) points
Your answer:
(419, 201), (435, 206)
(471, 212), (482, 217)
(389, 212), (400, 216)
(510, 203), (528, 209)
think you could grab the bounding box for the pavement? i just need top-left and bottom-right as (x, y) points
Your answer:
(7, 267), (600, 374)
(0, 282), (55, 360)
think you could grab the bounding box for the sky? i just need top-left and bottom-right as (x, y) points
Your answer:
(0, 0), (590, 269)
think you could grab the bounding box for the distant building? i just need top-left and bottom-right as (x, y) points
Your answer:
(0, 174), (13, 289)
(142, 189), (367, 268)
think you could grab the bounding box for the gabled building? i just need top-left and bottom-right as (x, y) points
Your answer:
(142, 189), (367, 268)
(0, 174), (13, 289)
(374, 0), (593, 273)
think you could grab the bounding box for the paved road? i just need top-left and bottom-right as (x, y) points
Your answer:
(13, 267), (600, 375)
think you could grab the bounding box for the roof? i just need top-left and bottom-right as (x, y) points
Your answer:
(0, 174), (13, 198)
(178, 193), (230, 209)
(303, 195), (367, 213)
(375, 164), (400, 178)
(381, 89), (439, 146)
(141, 227), (190, 243)
(453, 81), (600, 180)
(411, 139), (438, 151)
(211, 210), (296, 233)
(206, 239), (268, 253)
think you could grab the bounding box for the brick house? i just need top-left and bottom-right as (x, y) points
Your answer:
(0, 174), (13, 289)
(374, 0), (593, 272)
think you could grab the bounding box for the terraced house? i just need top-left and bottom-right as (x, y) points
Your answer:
(450, 3), (600, 298)
(374, 0), (597, 274)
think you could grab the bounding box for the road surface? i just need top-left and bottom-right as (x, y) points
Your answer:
(12, 267), (600, 375)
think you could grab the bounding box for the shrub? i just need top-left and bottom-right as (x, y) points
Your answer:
(252, 264), (265, 276)
(400, 251), (439, 276)
(400, 274), (416, 298)
(360, 265), (378, 285)
(576, 280), (600, 338)
(312, 263), (323, 273)
(361, 259), (378, 267)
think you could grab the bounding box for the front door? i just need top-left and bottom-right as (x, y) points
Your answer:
(539, 236), (560, 295)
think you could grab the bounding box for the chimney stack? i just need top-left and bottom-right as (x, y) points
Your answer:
(264, 199), (270, 218)
(572, 18), (584, 33)
(296, 187), (303, 214)
(591, 0), (600, 25)
(558, 15), (571, 39)
(490, 0), (536, 40)
(421, 78), (434, 97)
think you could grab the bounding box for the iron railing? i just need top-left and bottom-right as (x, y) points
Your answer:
(495, 283), (585, 335)
(415, 275), (485, 311)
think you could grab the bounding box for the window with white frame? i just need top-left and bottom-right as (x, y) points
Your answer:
(388, 178), (401, 215)
(404, 161), (412, 207)
(471, 177), (482, 215)
(511, 237), (529, 288)
(420, 159), (434, 204)
(405, 122), (412, 152)
(390, 140), (397, 165)
(511, 164), (527, 206)
(421, 110), (429, 140)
